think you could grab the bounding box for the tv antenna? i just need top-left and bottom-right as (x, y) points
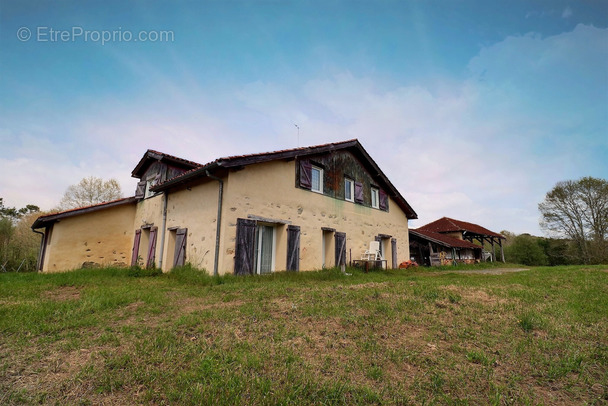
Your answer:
(294, 124), (300, 147)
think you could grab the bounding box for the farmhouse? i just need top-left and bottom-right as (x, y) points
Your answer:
(409, 217), (505, 266)
(32, 139), (418, 275)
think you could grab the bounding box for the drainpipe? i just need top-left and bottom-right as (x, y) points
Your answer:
(158, 192), (169, 270)
(206, 170), (223, 277)
(32, 228), (45, 272)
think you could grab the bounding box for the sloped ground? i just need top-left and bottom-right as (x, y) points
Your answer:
(0, 265), (606, 405)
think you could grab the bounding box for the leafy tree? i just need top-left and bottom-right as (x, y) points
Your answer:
(539, 177), (608, 264)
(0, 198), (41, 272)
(504, 234), (548, 266)
(58, 176), (123, 210)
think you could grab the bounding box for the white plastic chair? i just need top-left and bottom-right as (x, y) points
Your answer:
(362, 241), (381, 260)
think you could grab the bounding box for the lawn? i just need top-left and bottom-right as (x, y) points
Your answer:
(0, 265), (606, 405)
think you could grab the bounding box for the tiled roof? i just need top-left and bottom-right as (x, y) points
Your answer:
(32, 197), (138, 229)
(410, 228), (483, 250)
(146, 149), (203, 168)
(418, 217), (505, 239)
(131, 149), (202, 178)
(152, 139), (418, 219)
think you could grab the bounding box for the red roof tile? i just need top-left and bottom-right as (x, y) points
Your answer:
(410, 228), (483, 250)
(418, 217), (505, 239)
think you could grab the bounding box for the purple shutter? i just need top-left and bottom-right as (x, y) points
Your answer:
(335, 232), (346, 266)
(135, 181), (146, 199)
(173, 228), (187, 267)
(299, 160), (312, 190)
(234, 218), (256, 275)
(146, 227), (157, 268)
(355, 182), (364, 203)
(391, 238), (397, 269)
(286, 225), (300, 271)
(131, 229), (142, 266)
(379, 190), (388, 211)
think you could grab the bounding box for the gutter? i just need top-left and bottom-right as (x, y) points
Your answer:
(206, 169), (223, 277)
(157, 192), (169, 270)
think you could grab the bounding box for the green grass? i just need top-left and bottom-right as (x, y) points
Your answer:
(1, 264), (607, 405)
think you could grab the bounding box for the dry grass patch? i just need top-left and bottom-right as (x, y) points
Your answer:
(42, 285), (81, 301)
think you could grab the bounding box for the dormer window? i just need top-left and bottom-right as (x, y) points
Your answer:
(144, 174), (160, 198)
(311, 166), (323, 194)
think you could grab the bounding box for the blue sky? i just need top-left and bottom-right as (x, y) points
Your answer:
(1, 0), (607, 235)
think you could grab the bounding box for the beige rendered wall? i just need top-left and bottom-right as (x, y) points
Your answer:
(216, 160), (411, 275)
(162, 180), (220, 272)
(41, 203), (136, 272)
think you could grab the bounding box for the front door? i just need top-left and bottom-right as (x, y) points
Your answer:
(255, 225), (274, 274)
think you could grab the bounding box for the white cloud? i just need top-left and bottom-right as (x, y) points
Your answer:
(562, 6), (573, 19)
(2, 24), (605, 237)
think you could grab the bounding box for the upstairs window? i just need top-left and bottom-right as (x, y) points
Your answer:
(311, 166), (323, 194)
(144, 174), (158, 198)
(371, 187), (379, 209)
(345, 178), (354, 202)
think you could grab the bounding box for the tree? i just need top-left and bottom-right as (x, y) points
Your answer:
(539, 177), (608, 264)
(504, 234), (548, 266)
(58, 176), (123, 210)
(0, 198), (41, 272)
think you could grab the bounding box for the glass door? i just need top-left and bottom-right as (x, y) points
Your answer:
(256, 225), (274, 274)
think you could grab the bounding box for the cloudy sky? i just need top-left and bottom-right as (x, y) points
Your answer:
(1, 0), (606, 235)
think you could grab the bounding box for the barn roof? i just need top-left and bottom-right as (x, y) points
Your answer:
(418, 217), (504, 239)
(409, 228), (483, 250)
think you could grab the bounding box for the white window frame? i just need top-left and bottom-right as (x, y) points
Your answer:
(144, 174), (157, 199)
(371, 187), (379, 209)
(311, 166), (323, 194)
(345, 178), (354, 202)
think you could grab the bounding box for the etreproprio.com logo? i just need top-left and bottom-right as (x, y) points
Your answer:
(17, 26), (174, 45)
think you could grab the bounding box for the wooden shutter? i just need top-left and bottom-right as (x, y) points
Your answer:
(173, 228), (187, 267)
(335, 232), (346, 266)
(391, 238), (397, 269)
(131, 229), (142, 266)
(299, 160), (312, 190)
(286, 225), (300, 271)
(379, 190), (388, 211)
(135, 181), (146, 199)
(146, 227), (157, 268)
(355, 182), (364, 203)
(234, 218), (256, 275)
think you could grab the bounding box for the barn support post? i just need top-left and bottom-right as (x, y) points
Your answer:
(491, 238), (496, 262)
(499, 239), (505, 262)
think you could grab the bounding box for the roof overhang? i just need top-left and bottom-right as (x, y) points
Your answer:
(31, 197), (138, 229)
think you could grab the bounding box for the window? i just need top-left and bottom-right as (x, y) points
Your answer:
(311, 166), (323, 193)
(371, 188), (379, 209)
(144, 174), (159, 198)
(345, 178), (354, 202)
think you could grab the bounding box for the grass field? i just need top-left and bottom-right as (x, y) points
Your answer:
(1, 264), (607, 405)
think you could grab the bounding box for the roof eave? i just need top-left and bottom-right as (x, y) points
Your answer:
(31, 197), (138, 229)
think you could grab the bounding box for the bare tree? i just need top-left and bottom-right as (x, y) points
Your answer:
(539, 177), (608, 264)
(58, 176), (123, 210)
